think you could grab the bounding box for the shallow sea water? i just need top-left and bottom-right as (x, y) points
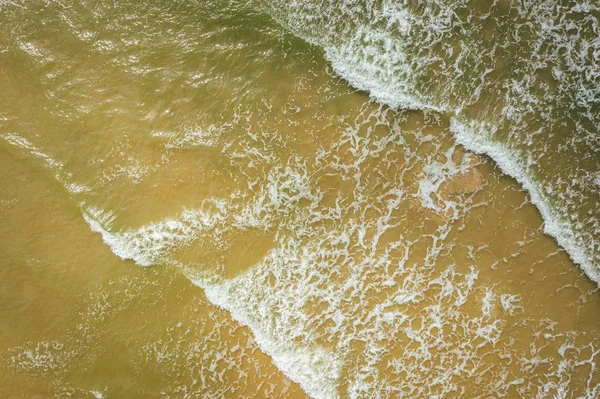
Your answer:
(1, 1), (599, 398)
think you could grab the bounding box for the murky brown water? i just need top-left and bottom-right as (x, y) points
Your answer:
(1, 1), (599, 398)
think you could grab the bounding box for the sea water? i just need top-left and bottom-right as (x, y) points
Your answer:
(1, 1), (599, 398)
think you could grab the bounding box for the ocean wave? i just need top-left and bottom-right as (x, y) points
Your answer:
(260, 0), (600, 285)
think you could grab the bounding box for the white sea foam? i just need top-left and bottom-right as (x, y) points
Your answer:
(450, 118), (600, 285)
(72, 101), (600, 398)
(194, 275), (342, 399)
(90, 391), (104, 399)
(325, 46), (437, 112)
(0, 0), (24, 10)
(263, 0), (600, 286)
(8, 341), (74, 374)
(83, 203), (229, 267)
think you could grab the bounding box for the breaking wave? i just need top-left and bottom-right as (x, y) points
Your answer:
(260, 0), (600, 285)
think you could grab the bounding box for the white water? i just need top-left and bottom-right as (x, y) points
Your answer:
(2, 1), (599, 397)
(78, 102), (600, 397)
(261, 0), (600, 285)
